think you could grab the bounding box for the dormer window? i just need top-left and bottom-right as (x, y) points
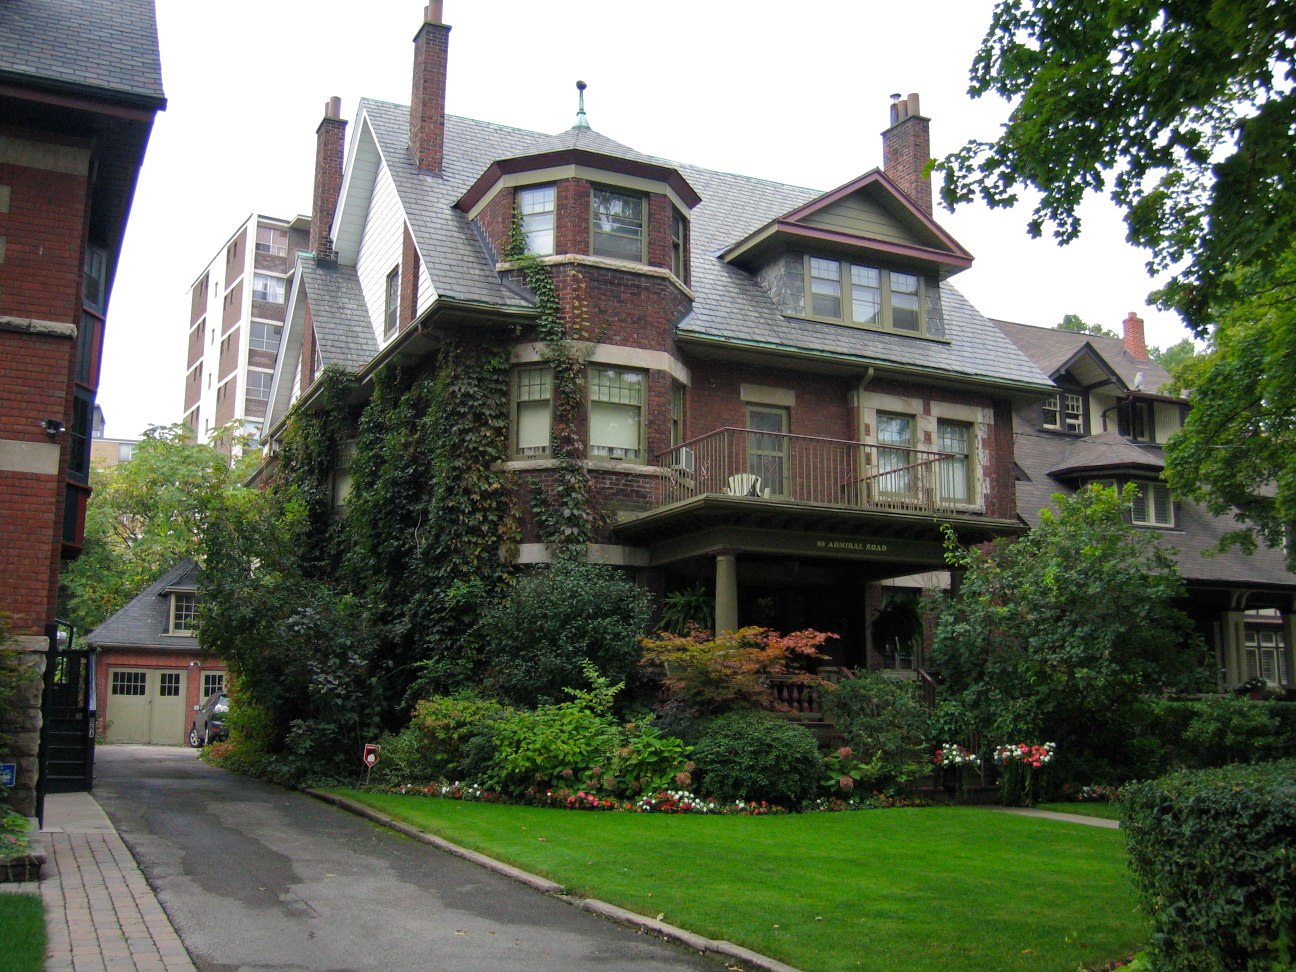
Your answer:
(1131, 481), (1174, 527)
(170, 592), (197, 634)
(518, 185), (555, 256)
(670, 208), (688, 283)
(799, 255), (933, 335)
(1043, 393), (1084, 434)
(591, 187), (645, 263)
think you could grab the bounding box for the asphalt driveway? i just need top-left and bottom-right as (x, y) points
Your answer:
(92, 746), (729, 971)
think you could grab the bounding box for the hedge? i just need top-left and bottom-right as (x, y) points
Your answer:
(1120, 759), (1296, 970)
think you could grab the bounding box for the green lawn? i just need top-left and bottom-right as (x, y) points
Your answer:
(0, 893), (46, 972)
(333, 790), (1145, 972)
(1036, 801), (1123, 821)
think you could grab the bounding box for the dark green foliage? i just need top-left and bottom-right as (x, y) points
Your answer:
(373, 693), (509, 784)
(932, 485), (1206, 782)
(1057, 313), (1116, 338)
(691, 710), (822, 808)
(473, 560), (653, 707)
(1126, 697), (1293, 777)
(1121, 760), (1296, 970)
(820, 672), (929, 790)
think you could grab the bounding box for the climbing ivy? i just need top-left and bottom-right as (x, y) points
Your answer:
(506, 214), (597, 558)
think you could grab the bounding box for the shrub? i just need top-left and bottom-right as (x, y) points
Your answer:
(1181, 694), (1281, 767)
(1121, 760), (1296, 970)
(691, 710), (822, 808)
(607, 720), (693, 796)
(482, 670), (622, 796)
(639, 626), (835, 714)
(374, 693), (508, 784)
(820, 671), (929, 791)
(474, 561), (653, 707)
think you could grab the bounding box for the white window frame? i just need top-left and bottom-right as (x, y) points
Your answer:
(1245, 626), (1288, 686)
(255, 225), (289, 256)
(512, 366), (553, 458)
(252, 273), (285, 304)
(518, 185), (556, 256)
(384, 266), (400, 337)
(937, 419), (974, 504)
(588, 366), (645, 460)
(249, 322), (282, 352)
(246, 371), (273, 402)
(1130, 480), (1174, 527)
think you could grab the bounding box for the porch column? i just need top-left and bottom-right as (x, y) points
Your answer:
(715, 553), (738, 634)
(1221, 610), (1246, 688)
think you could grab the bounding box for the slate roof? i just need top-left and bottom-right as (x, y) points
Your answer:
(498, 126), (661, 166)
(1046, 430), (1166, 478)
(0, 0), (165, 108)
(349, 101), (1052, 393)
(997, 319), (1171, 393)
(84, 560), (200, 651)
(297, 263), (378, 371)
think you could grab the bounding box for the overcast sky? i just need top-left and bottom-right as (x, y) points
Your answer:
(98, 0), (1198, 439)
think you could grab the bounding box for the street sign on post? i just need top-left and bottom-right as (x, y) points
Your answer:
(363, 744), (380, 784)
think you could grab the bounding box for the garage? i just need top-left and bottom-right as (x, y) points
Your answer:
(105, 667), (188, 745)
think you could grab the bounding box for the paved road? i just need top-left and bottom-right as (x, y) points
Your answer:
(92, 746), (728, 972)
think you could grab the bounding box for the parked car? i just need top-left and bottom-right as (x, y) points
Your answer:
(188, 692), (229, 747)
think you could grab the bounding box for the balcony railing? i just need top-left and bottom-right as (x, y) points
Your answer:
(653, 427), (967, 516)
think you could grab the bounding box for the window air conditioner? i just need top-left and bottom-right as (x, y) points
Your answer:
(672, 446), (696, 474)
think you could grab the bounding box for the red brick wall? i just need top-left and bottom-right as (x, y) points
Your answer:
(685, 360), (854, 441)
(410, 18), (449, 173)
(95, 648), (227, 742)
(187, 318), (204, 369)
(222, 278), (243, 332)
(218, 325), (240, 380)
(552, 263), (687, 355)
(557, 180), (590, 255)
(301, 310), (317, 393)
(0, 470), (61, 633)
(401, 224), (419, 330)
(0, 160), (88, 323)
(251, 296), (286, 323)
(312, 109), (346, 263)
(215, 375), (236, 425)
(190, 273), (209, 325)
(224, 227), (246, 287)
(184, 361), (202, 412)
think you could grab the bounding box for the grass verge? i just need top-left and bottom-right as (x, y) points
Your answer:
(331, 790), (1144, 972)
(0, 893), (47, 971)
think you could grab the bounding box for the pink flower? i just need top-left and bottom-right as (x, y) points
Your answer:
(838, 776), (854, 792)
(837, 746), (853, 759)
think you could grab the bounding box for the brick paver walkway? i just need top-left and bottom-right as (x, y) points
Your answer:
(1, 793), (195, 971)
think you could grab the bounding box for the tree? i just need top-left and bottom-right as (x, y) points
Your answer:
(1057, 313), (1115, 338)
(931, 486), (1206, 782)
(59, 424), (254, 633)
(1148, 338), (1198, 375)
(939, 1), (1296, 567)
(938, 1), (1295, 331)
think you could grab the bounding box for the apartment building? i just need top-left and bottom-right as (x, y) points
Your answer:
(183, 213), (310, 444)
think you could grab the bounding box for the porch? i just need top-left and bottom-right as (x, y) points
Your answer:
(652, 427), (969, 516)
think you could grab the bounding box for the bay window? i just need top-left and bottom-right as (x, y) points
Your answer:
(589, 367), (644, 460)
(519, 185), (555, 256)
(591, 188), (645, 263)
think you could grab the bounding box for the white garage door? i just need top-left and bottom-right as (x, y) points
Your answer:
(105, 668), (187, 745)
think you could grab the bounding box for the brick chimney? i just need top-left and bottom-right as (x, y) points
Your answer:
(410, 1), (450, 174)
(1123, 311), (1149, 360)
(311, 96), (347, 265)
(882, 92), (932, 216)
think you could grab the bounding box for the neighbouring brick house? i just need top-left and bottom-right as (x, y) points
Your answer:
(182, 213), (311, 446)
(259, 2), (1055, 675)
(999, 317), (1296, 695)
(0, 0), (164, 811)
(83, 560), (226, 747)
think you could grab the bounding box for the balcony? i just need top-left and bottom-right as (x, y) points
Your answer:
(653, 427), (969, 516)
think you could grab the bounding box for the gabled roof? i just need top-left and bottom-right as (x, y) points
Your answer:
(84, 560), (201, 651)
(302, 99), (1053, 403)
(299, 263), (378, 370)
(721, 170), (973, 275)
(997, 319), (1174, 396)
(0, 0), (165, 109)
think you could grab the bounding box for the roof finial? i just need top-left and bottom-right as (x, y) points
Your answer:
(574, 80), (590, 129)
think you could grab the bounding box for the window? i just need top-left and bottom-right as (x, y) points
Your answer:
(384, 266), (400, 337)
(513, 367), (552, 457)
(171, 592), (197, 633)
(159, 672), (181, 698)
(1245, 626), (1288, 685)
(1119, 400), (1156, 442)
(1042, 392), (1085, 433)
(1131, 480), (1174, 527)
(111, 671), (146, 696)
(117, 442), (135, 463)
(68, 391), (93, 485)
(809, 257), (842, 318)
(591, 188), (645, 262)
(747, 405), (789, 496)
(670, 383), (685, 448)
(937, 420), (973, 503)
(250, 322), (282, 352)
(255, 226), (289, 256)
(252, 273), (285, 303)
(246, 371), (272, 401)
(589, 367), (644, 460)
(203, 672), (226, 697)
(518, 185), (555, 256)
(83, 246), (107, 313)
(801, 256), (931, 335)
(671, 209), (688, 282)
(876, 412), (915, 496)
